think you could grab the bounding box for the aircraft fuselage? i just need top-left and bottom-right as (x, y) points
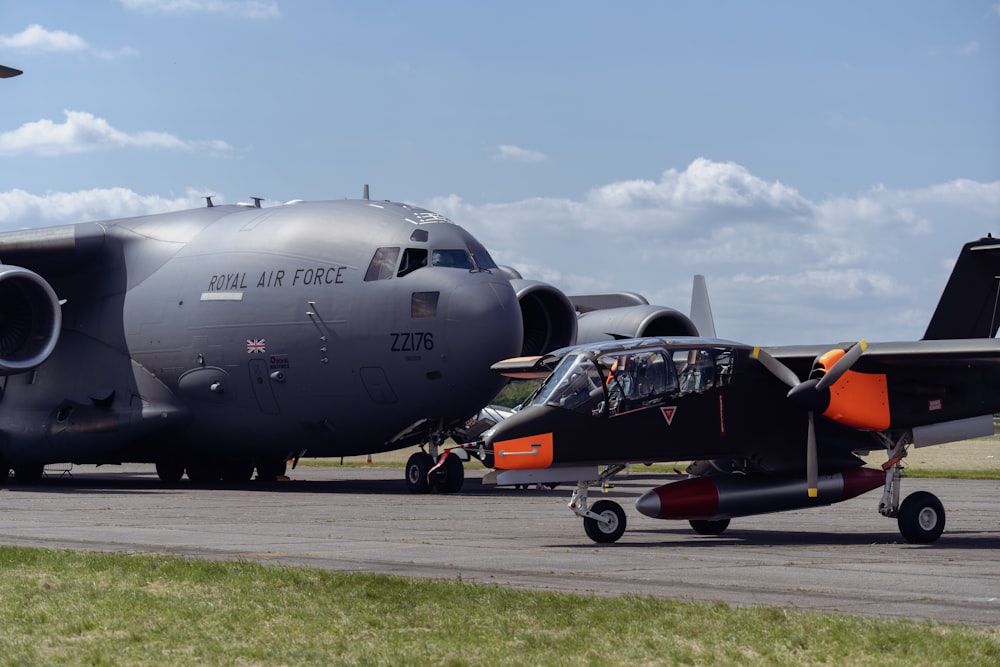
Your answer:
(0, 199), (523, 472)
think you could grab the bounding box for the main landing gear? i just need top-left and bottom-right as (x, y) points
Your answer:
(877, 435), (946, 544)
(153, 457), (288, 483)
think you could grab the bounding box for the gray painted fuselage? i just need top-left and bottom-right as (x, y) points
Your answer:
(0, 199), (522, 469)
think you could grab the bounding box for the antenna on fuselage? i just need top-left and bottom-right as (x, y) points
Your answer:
(363, 184), (370, 200)
(204, 196), (214, 208)
(250, 196), (263, 208)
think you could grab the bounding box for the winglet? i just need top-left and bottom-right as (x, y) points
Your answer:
(690, 275), (716, 338)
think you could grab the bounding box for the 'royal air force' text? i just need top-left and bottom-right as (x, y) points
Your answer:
(207, 267), (348, 291)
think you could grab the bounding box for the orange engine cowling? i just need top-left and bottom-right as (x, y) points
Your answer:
(814, 348), (890, 430)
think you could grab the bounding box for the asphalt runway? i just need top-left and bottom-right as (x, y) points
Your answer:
(0, 464), (998, 626)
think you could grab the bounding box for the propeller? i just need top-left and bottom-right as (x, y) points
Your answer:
(752, 341), (867, 497)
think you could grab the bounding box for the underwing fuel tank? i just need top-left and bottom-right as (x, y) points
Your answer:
(634, 467), (885, 521)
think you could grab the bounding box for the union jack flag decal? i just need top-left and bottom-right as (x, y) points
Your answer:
(246, 338), (266, 354)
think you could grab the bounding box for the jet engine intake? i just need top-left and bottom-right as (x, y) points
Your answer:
(508, 278), (578, 356)
(0, 265), (62, 374)
(575, 305), (699, 344)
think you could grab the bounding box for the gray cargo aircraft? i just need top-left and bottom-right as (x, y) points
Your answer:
(0, 195), (701, 491)
(0, 65), (702, 491)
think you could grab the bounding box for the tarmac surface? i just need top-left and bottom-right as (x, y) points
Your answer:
(0, 464), (998, 626)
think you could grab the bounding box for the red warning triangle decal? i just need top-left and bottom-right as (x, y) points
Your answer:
(661, 406), (677, 425)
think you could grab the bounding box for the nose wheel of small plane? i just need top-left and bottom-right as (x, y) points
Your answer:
(583, 500), (627, 543)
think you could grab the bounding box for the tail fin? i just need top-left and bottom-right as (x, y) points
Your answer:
(923, 236), (1000, 340)
(690, 275), (717, 338)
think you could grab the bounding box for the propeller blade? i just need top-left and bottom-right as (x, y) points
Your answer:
(815, 339), (867, 391)
(751, 346), (801, 388)
(806, 412), (818, 497)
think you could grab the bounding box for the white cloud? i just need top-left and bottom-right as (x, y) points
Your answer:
(0, 187), (210, 228)
(427, 159), (1000, 345)
(0, 24), (87, 53)
(495, 144), (548, 163)
(2, 160), (997, 347)
(0, 111), (232, 157)
(120, 0), (281, 19)
(0, 24), (137, 60)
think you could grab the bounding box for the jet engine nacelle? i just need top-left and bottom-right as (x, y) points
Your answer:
(507, 278), (578, 356)
(0, 265), (62, 375)
(575, 304), (699, 344)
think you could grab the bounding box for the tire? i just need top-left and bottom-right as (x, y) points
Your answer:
(689, 518), (730, 536)
(13, 464), (44, 483)
(898, 491), (945, 544)
(221, 460), (255, 482)
(155, 460), (185, 483)
(405, 452), (434, 494)
(185, 460), (222, 483)
(583, 500), (627, 543)
(431, 452), (464, 494)
(255, 459), (288, 482)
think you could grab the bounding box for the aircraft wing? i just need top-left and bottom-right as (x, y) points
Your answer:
(765, 338), (1000, 432)
(765, 339), (1000, 371)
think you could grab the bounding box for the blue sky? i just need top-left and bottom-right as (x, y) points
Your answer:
(1, 1), (998, 345)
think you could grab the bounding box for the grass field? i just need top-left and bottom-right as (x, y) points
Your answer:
(0, 547), (997, 666)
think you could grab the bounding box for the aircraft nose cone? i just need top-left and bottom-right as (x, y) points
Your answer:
(447, 279), (523, 362)
(441, 278), (523, 408)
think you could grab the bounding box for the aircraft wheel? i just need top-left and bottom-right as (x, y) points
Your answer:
(431, 452), (465, 493)
(255, 459), (288, 482)
(583, 500), (627, 543)
(155, 460), (185, 483)
(13, 464), (44, 483)
(404, 452), (434, 494)
(186, 460), (222, 483)
(898, 491), (946, 544)
(689, 518), (730, 536)
(221, 460), (255, 482)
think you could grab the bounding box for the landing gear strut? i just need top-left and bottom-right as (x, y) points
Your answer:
(877, 433), (946, 544)
(570, 465), (628, 543)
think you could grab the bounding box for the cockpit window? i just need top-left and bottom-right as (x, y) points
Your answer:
(530, 354), (605, 415)
(431, 249), (475, 269)
(397, 248), (428, 277)
(601, 350), (676, 416)
(364, 246), (401, 282)
(595, 346), (737, 416)
(468, 240), (498, 271)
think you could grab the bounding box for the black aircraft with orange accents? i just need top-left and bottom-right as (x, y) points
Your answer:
(467, 237), (1000, 544)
